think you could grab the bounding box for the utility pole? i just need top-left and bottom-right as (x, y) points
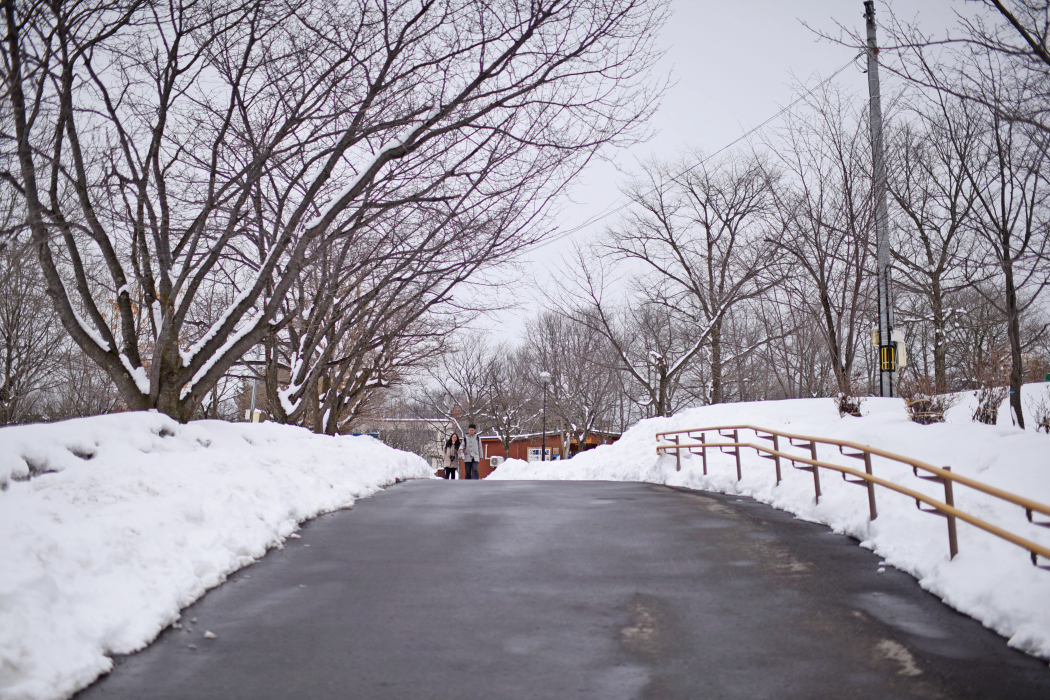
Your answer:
(865, 0), (896, 397)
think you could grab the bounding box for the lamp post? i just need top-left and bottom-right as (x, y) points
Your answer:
(248, 344), (262, 422)
(539, 371), (551, 462)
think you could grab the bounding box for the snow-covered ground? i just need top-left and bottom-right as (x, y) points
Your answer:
(491, 384), (1050, 661)
(5, 387), (1049, 700)
(0, 412), (432, 700)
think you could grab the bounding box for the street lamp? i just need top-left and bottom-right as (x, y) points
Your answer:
(539, 371), (551, 462)
(248, 344), (263, 423)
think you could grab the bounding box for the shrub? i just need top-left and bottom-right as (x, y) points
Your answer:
(898, 374), (958, 425)
(971, 348), (1010, 425)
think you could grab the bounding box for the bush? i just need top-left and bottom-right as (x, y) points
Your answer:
(835, 373), (865, 417)
(971, 348), (1010, 425)
(898, 374), (958, 425)
(836, 392), (863, 417)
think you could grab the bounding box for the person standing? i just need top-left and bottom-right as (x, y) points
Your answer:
(462, 424), (481, 480)
(442, 432), (461, 479)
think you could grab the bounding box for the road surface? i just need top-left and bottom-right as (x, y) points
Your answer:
(76, 480), (1050, 699)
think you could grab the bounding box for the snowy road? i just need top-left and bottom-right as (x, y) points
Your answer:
(75, 480), (1050, 699)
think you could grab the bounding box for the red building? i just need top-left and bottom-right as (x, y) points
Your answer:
(477, 431), (620, 478)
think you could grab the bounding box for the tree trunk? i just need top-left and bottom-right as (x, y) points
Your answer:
(265, 339), (282, 423)
(820, 290), (849, 395)
(1004, 263), (1026, 428)
(154, 337), (194, 422)
(710, 320), (723, 404)
(930, 278), (948, 394)
(656, 369), (668, 417)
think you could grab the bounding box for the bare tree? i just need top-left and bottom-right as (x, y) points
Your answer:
(0, 237), (62, 424)
(40, 347), (123, 419)
(561, 150), (778, 417)
(266, 178), (534, 434)
(759, 291), (839, 399)
(523, 309), (620, 453)
(823, 4), (1050, 420)
(603, 152), (779, 405)
(862, 5), (1050, 426)
(421, 331), (491, 434)
(2, 0), (667, 422)
(483, 343), (537, 456)
(952, 285), (1010, 388)
(266, 245), (453, 434)
(887, 95), (982, 392)
(564, 253), (704, 417)
(766, 83), (876, 397)
(886, 1), (1050, 135)
(959, 62), (1050, 427)
(194, 372), (243, 421)
(709, 303), (780, 403)
(320, 309), (447, 435)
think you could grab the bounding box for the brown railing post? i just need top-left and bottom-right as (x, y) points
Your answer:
(864, 451), (877, 520)
(810, 442), (821, 502)
(700, 433), (707, 475)
(772, 434), (782, 484)
(654, 423), (1050, 567)
(734, 429), (742, 480)
(671, 435), (681, 472)
(944, 466), (958, 559)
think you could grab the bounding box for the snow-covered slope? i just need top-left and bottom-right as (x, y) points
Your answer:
(490, 386), (1050, 660)
(0, 412), (432, 700)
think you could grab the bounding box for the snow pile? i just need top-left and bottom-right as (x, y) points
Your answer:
(491, 457), (530, 473)
(490, 385), (1050, 659)
(0, 412), (432, 700)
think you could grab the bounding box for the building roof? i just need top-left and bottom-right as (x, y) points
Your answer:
(480, 430), (621, 441)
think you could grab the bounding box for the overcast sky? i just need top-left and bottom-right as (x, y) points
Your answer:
(469, 0), (982, 341)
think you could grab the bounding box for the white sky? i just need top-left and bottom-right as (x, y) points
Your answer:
(468, 0), (979, 342)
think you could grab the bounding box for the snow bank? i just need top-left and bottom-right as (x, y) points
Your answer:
(492, 457), (530, 473)
(490, 385), (1050, 659)
(0, 412), (432, 700)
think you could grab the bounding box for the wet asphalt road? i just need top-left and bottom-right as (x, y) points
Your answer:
(76, 480), (1050, 700)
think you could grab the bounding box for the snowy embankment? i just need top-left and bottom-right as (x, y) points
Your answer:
(490, 385), (1050, 660)
(0, 412), (432, 700)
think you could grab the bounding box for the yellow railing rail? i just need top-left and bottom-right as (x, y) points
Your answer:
(655, 425), (1050, 568)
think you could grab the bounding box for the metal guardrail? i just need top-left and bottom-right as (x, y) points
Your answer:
(655, 425), (1050, 568)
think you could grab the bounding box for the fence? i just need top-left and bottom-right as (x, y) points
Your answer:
(655, 425), (1050, 568)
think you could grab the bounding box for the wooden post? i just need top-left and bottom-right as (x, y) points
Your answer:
(864, 451), (877, 520)
(734, 429), (742, 480)
(810, 442), (821, 502)
(701, 433), (707, 475)
(772, 434), (781, 484)
(944, 466), (958, 559)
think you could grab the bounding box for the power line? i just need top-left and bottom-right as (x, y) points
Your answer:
(528, 53), (864, 252)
